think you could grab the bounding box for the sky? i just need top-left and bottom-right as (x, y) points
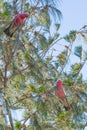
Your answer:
(59, 0), (87, 35)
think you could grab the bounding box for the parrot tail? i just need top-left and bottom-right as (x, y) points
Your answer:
(4, 26), (13, 37)
(64, 106), (70, 111)
(3, 22), (15, 37)
(60, 97), (70, 111)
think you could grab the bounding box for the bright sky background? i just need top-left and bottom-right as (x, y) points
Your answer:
(59, 0), (87, 35)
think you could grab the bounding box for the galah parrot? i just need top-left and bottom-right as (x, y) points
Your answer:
(55, 79), (69, 111)
(4, 13), (28, 37)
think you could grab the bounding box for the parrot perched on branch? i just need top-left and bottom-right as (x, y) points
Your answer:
(55, 80), (70, 111)
(4, 13), (28, 37)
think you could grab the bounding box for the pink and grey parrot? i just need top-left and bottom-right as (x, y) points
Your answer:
(55, 80), (70, 111)
(4, 13), (28, 37)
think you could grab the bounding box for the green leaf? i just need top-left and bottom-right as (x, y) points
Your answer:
(25, 3), (30, 8)
(24, 51), (31, 61)
(71, 63), (82, 77)
(49, 6), (62, 23)
(37, 9), (50, 28)
(55, 23), (60, 31)
(74, 46), (82, 58)
(39, 35), (48, 50)
(15, 121), (21, 130)
(64, 30), (76, 43)
(31, 114), (42, 130)
(29, 84), (37, 93)
(56, 111), (69, 120)
(0, 124), (4, 130)
(37, 85), (45, 94)
(63, 79), (74, 86)
(3, 2), (10, 16)
(37, 97), (47, 118)
(3, 9), (10, 15)
(57, 51), (67, 65)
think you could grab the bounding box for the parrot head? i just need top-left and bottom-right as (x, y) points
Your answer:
(56, 80), (63, 87)
(16, 13), (28, 19)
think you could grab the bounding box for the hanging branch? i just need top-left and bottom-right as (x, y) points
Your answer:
(5, 99), (14, 130)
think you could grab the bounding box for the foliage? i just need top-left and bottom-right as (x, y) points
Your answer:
(0, 0), (87, 130)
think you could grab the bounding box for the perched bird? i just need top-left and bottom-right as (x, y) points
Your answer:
(4, 13), (28, 37)
(55, 79), (70, 111)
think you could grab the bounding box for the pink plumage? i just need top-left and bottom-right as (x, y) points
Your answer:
(55, 80), (66, 98)
(4, 13), (28, 37)
(55, 80), (70, 111)
(13, 13), (28, 26)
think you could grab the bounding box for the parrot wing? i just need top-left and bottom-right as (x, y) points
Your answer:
(60, 97), (70, 111)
